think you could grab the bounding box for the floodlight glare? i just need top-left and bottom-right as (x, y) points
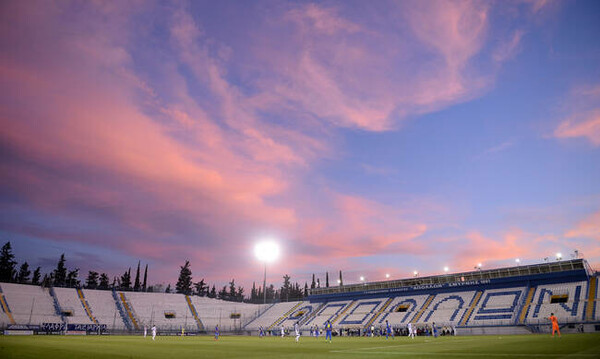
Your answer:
(477, 263), (482, 268)
(515, 258), (520, 263)
(385, 273), (390, 279)
(360, 276), (365, 282)
(413, 270), (419, 277)
(254, 241), (280, 263)
(556, 252), (562, 260)
(443, 266), (449, 273)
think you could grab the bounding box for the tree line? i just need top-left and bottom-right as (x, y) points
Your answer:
(1, 241), (344, 303)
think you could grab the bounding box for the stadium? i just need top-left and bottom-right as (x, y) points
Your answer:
(2, 0), (600, 358)
(2, 258), (600, 357)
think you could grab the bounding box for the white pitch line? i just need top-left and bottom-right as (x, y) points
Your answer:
(329, 351), (599, 357)
(330, 338), (481, 353)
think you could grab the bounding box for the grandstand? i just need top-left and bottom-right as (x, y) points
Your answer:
(0, 259), (598, 335)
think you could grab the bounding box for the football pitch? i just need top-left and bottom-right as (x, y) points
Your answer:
(1, 334), (599, 359)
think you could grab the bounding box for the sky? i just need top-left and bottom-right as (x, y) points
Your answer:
(1, 0), (599, 292)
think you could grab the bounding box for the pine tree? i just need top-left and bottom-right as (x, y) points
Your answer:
(194, 279), (207, 296)
(228, 279), (237, 300)
(120, 268), (132, 290)
(86, 271), (99, 289)
(66, 268), (80, 288)
(326, 272), (329, 287)
(251, 282), (257, 302)
(237, 286), (244, 302)
(304, 282), (308, 297)
(53, 254), (67, 286)
(218, 285), (228, 300)
(209, 285), (217, 298)
(17, 262), (31, 283)
(165, 283), (171, 293)
(282, 274), (291, 302)
(99, 273), (109, 290)
(41, 274), (51, 287)
(0, 242), (17, 282)
(134, 261), (141, 291)
(31, 267), (41, 285)
(175, 260), (193, 295)
(142, 264), (148, 292)
(311, 274), (316, 289)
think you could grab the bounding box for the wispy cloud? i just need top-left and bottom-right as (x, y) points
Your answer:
(553, 85), (600, 146)
(473, 140), (515, 160)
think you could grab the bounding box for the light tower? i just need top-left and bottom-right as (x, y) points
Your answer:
(254, 240), (280, 304)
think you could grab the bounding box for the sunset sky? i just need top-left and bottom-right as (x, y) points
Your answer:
(1, 0), (599, 291)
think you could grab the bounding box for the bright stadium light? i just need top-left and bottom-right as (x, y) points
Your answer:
(254, 241), (280, 263)
(254, 240), (280, 304)
(515, 258), (521, 263)
(443, 266), (449, 273)
(413, 270), (419, 277)
(385, 273), (390, 279)
(337, 279), (341, 284)
(556, 252), (562, 260)
(360, 276), (365, 282)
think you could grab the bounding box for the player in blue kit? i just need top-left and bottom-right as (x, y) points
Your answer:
(214, 325), (219, 340)
(385, 320), (393, 340)
(325, 320), (332, 343)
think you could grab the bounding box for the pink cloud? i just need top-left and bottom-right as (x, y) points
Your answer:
(554, 110), (600, 146)
(565, 211), (600, 241)
(493, 29), (525, 62)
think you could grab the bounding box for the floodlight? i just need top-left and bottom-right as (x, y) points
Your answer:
(385, 273), (390, 279)
(515, 258), (520, 263)
(254, 241), (280, 263)
(443, 266), (449, 273)
(413, 270), (419, 277)
(337, 279), (341, 284)
(477, 263), (482, 268)
(556, 252), (562, 260)
(360, 276), (365, 282)
(254, 240), (280, 304)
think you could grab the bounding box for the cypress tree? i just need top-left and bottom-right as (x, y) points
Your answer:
(134, 261), (141, 291)
(142, 264), (148, 292)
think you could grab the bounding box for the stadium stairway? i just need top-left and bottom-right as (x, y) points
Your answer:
(459, 290), (484, 326)
(268, 301), (304, 330)
(242, 302), (277, 330)
(331, 300), (357, 325)
(299, 302), (326, 326)
(411, 294), (435, 323)
(185, 295), (205, 332)
(77, 288), (98, 325)
(118, 292), (140, 330)
(112, 289), (133, 330)
(585, 276), (597, 321)
(0, 284), (16, 325)
(364, 297), (394, 329)
(49, 287), (66, 324)
(518, 286), (537, 324)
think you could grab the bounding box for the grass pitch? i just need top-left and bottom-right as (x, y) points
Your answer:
(1, 333), (599, 359)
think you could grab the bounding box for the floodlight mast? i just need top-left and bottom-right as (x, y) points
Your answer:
(254, 241), (280, 304)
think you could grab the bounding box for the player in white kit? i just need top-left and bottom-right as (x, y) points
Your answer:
(407, 323), (415, 338)
(281, 325), (285, 338)
(295, 322), (300, 342)
(151, 325), (156, 341)
(144, 325), (147, 338)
